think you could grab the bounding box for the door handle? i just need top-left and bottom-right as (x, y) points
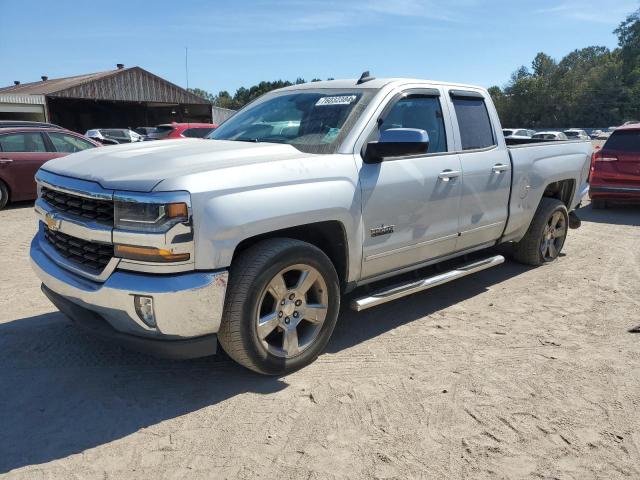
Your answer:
(0, 158), (13, 166)
(492, 164), (509, 173)
(438, 170), (461, 182)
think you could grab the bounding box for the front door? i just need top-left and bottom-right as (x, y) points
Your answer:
(359, 90), (463, 279)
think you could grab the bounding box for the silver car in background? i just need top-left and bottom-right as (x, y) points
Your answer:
(532, 131), (569, 140)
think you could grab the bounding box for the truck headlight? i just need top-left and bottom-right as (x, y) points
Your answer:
(114, 201), (189, 232)
(112, 191), (193, 265)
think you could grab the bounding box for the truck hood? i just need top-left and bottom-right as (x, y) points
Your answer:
(41, 139), (311, 191)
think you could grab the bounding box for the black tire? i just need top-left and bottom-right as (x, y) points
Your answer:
(0, 180), (8, 210)
(512, 198), (568, 266)
(218, 238), (340, 375)
(591, 198), (607, 209)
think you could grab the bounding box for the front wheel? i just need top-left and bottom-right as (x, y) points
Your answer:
(512, 198), (568, 266)
(218, 238), (340, 375)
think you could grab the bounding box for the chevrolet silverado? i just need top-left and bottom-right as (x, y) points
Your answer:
(30, 74), (592, 374)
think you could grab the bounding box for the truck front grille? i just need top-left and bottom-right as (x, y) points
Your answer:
(41, 186), (113, 225)
(44, 228), (114, 272)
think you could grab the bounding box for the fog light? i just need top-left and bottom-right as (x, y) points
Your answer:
(134, 295), (156, 327)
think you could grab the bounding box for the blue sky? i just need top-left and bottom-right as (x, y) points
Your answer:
(0, 0), (637, 95)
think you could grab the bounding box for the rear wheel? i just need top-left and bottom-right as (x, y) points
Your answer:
(0, 180), (9, 210)
(218, 238), (340, 375)
(512, 198), (568, 266)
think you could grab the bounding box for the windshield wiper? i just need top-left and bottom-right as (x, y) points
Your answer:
(232, 138), (261, 143)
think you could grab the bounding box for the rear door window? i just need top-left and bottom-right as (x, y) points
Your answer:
(0, 132), (47, 152)
(451, 95), (496, 150)
(604, 130), (640, 152)
(47, 132), (96, 153)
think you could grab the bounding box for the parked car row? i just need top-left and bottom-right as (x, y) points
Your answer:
(134, 123), (218, 140)
(84, 123), (218, 144)
(0, 121), (221, 210)
(86, 128), (143, 145)
(503, 128), (589, 141)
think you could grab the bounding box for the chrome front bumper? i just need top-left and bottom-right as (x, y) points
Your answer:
(30, 232), (228, 342)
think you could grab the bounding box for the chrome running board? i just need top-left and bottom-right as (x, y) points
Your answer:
(350, 255), (505, 312)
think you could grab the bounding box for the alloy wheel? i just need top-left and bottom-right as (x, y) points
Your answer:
(255, 264), (329, 358)
(540, 211), (567, 261)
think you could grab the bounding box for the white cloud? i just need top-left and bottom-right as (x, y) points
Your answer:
(178, 0), (476, 34)
(535, 0), (637, 24)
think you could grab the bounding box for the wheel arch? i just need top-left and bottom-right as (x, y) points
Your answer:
(542, 179), (575, 209)
(231, 221), (350, 288)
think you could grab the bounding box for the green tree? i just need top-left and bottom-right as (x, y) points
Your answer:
(187, 87), (216, 102)
(615, 8), (640, 120)
(192, 76), (332, 110)
(492, 8), (639, 129)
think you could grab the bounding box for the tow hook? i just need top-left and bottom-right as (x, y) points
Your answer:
(569, 211), (581, 229)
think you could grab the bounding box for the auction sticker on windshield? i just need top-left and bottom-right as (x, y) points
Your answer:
(316, 95), (358, 106)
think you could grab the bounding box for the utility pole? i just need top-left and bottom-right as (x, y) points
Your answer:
(185, 46), (189, 91)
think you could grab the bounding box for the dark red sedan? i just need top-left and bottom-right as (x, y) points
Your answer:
(589, 123), (640, 208)
(0, 127), (100, 209)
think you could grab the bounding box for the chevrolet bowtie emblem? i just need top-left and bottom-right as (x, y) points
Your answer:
(44, 212), (62, 232)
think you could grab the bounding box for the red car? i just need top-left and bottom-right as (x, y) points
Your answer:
(0, 127), (100, 209)
(589, 123), (640, 208)
(150, 123), (218, 140)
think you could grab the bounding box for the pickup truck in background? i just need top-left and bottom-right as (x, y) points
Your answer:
(30, 74), (592, 375)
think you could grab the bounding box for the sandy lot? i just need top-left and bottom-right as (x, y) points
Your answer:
(1, 200), (639, 479)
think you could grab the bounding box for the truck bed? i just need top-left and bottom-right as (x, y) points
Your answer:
(501, 139), (592, 243)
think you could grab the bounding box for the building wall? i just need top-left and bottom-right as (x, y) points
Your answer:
(211, 106), (235, 125)
(0, 94), (47, 122)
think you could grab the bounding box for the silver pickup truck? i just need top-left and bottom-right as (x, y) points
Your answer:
(30, 75), (592, 374)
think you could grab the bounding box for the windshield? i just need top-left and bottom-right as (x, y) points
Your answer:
(564, 131), (579, 138)
(208, 89), (375, 154)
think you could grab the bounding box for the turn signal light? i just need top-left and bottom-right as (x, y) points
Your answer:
(115, 245), (190, 263)
(166, 202), (188, 218)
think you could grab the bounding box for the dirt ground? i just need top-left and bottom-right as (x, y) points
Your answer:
(1, 200), (639, 479)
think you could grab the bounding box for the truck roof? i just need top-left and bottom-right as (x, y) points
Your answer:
(278, 78), (486, 92)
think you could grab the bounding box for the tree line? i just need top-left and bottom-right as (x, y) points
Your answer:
(189, 8), (640, 128)
(188, 78), (330, 110)
(489, 8), (640, 128)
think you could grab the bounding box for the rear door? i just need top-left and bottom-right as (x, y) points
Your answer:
(0, 131), (55, 201)
(601, 130), (640, 184)
(446, 90), (511, 250)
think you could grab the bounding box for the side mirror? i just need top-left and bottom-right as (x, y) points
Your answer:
(364, 128), (430, 163)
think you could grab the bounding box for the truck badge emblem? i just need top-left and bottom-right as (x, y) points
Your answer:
(370, 224), (395, 237)
(45, 213), (62, 232)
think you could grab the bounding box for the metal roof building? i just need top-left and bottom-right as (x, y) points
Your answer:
(0, 65), (234, 132)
